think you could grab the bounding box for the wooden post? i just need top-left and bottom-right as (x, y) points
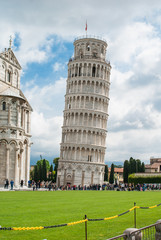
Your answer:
(85, 215), (87, 240)
(134, 202), (136, 228)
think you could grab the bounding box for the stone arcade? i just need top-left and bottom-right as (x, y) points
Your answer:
(0, 42), (32, 187)
(57, 36), (111, 187)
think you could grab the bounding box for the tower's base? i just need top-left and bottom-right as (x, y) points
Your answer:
(57, 160), (105, 187)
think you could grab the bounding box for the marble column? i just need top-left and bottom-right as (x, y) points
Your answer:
(26, 145), (30, 186)
(91, 171), (94, 185)
(20, 148), (24, 181)
(81, 170), (85, 186)
(6, 147), (10, 180)
(14, 148), (19, 186)
(8, 104), (11, 125)
(72, 170), (75, 185)
(17, 105), (20, 127)
(64, 169), (67, 185)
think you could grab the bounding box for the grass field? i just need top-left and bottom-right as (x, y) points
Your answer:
(0, 190), (161, 240)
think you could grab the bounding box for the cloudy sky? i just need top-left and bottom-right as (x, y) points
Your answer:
(1, 0), (161, 164)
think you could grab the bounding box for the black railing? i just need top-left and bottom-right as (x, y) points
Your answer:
(107, 234), (126, 240)
(69, 55), (110, 64)
(74, 35), (107, 43)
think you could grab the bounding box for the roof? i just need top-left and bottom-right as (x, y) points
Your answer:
(109, 167), (123, 173)
(0, 48), (21, 70)
(145, 163), (160, 169)
(0, 86), (25, 100)
(0, 85), (33, 111)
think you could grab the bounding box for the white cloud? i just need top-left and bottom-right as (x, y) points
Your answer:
(2, 0), (161, 163)
(31, 111), (63, 157)
(21, 77), (66, 158)
(53, 62), (65, 72)
(22, 77), (66, 117)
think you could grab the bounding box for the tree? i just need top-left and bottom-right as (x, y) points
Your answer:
(53, 157), (59, 182)
(123, 160), (129, 183)
(42, 159), (47, 181)
(129, 157), (136, 174)
(123, 157), (145, 183)
(39, 163), (43, 181)
(109, 163), (114, 184)
(104, 165), (108, 181)
(37, 159), (50, 171)
(34, 165), (39, 182)
(136, 159), (142, 172)
(30, 169), (34, 180)
(48, 164), (54, 181)
(141, 162), (145, 172)
(30, 159), (50, 182)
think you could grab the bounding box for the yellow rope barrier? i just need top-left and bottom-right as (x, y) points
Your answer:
(1, 203), (160, 231)
(67, 219), (88, 226)
(13, 226), (44, 231)
(104, 215), (118, 221)
(148, 205), (157, 209)
(129, 207), (136, 211)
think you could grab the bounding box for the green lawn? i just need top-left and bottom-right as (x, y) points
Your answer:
(0, 191), (161, 240)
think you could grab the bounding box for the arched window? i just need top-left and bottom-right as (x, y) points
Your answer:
(79, 66), (81, 76)
(7, 71), (11, 82)
(86, 43), (90, 51)
(101, 46), (104, 54)
(2, 102), (6, 111)
(92, 66), (96, 77)
(93, 49), (97, 58)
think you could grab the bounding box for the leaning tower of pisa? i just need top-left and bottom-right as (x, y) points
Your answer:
(57, 36), (111, 187)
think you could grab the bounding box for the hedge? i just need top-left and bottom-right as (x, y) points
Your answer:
(128, 174), (161, 185)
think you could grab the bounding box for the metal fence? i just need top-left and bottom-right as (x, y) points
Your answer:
(107, 234), (126, 240)
(131, 223), (157, 240)
(107, 221), (161, 240)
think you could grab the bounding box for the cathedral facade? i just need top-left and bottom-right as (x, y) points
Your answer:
(57, 36), (111, 187)
(0, 43), (32, 187)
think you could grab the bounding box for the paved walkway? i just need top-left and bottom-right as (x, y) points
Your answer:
(0, 187), (51, 191)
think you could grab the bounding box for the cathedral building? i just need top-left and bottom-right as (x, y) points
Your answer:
(0, 40), (32, 187)
(57, 36), (111, 187)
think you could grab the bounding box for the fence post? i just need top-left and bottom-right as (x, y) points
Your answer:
(155, 219), (161, 240)
(134, 202), (136, 228)
(85, 215), (87, 240)
(124, 228), (141, 240)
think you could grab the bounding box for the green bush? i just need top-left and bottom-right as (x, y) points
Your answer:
(128, 174), (161, 185)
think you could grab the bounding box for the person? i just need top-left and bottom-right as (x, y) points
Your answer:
(48, 183), (52, 191)
(4, 179), (9, 189)
(28, 180), (31, 188)
(33, 182), (36, 191)
(10, 180), (14, 190)
(6, 179), (9, 189)
(20, 180), (23, 187)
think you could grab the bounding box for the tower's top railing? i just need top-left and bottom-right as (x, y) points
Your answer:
(74, 35), (107, 43)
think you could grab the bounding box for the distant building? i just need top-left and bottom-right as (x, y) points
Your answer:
(30, 165), (35, 172)
(57, 36), (111, 187)
(108, 167), (124, 184)
(145, 157), (161, 173)
(0, 40), (32, 187)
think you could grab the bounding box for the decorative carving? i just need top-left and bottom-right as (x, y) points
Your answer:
(11, 129), (16, 134)
(1, 129), (6, 133)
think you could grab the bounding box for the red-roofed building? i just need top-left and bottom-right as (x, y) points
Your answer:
(145, 157), (161, 173)
(108, 167), (124, 184)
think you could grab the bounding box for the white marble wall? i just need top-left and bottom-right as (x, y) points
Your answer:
(0, 48), (32, 187)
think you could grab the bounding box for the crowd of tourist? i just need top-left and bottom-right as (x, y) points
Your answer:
(3, 179), (161, 191)
(30, 182), (161, 191)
